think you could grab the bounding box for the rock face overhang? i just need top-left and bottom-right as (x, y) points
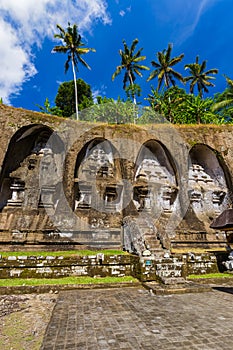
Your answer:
(210, 209), (233, 230)
(0, 104), (233, 250)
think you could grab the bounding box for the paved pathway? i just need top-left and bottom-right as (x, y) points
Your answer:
(41, 286), (233, 350)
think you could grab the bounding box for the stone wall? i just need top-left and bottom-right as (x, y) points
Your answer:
(0, 105), (233, 252)
(0, 254), (134, 279)
(0, 252), (222, 282)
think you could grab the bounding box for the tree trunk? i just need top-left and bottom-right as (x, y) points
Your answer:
(128, 71), (137, 105)
(128, 71), (137, 124)
(72, 55), (79, 120)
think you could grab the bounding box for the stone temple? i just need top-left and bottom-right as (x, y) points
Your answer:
(0, 104), (232, 255)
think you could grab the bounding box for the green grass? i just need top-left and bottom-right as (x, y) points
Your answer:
(188, 272), (233, 279)
(0, 249), (127, 258)
(0, 276), (138, 287)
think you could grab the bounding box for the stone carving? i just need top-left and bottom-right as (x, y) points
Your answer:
(223, 250), (233, 270)
(134, 156), (177, 215)
(38, 186), (56, 208)
(123, 215), (163, 256)
(7, 179), (25, 207)
(123, 216), (148, 255)
(135, 158), (171, 183)
(161, 185), (177, 214)
(75, 182), (92, 209)
(74, 141), (121, 213)
(189, 164), (227, 218)
(32, 132), (51, 155)
(6, 140), (59, 210)
(6, 154), (40, 209)
(79, 145), (114, 180)
(90, 217), (110, 229)
(104, 184), (122, 212)
(133, 186), (152, 212)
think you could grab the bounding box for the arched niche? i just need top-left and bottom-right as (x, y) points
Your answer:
(0, 124), (64, 210)
(133, 140), (178, 214)
(74, 138), (122, 212)
(189, 144), (230, 219)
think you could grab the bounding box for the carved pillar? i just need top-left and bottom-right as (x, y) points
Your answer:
(104, 184), (121, 212)
(212, 190), (226, 214)
(190, 190), (202, 211)
(161, 185), (175, 213)
(75, 182), (92, 209)
(134, 185), (151, 212)
(7, 179), (25, 207)
(38, 185), (56, 208)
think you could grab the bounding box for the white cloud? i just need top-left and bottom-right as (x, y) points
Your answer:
(174, 0), (218, 44)
(154, 0), (221, 45)
(119, 6), (131, 17)
(0, 0), (111, 103)
(92, 84), (107, 102)
(119, 10), (126, 17)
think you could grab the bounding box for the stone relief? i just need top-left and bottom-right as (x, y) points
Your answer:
(5, 132), (61, 210)
(133, 154), (177, 215)
(78, 144), (114, 180)
(74, 141), (121, 212)
(189, 164), (227, 220)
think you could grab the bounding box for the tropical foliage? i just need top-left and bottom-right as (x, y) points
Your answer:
(146, 86), (186, 123)
(112, 38), (149, 104)
(184, 56), (218, 98)
(147, 43), (184, 90)
(53, 23), (95, 120)
(55, 79), (93, 118)
(35, 27), (233, 125)
(36, 98), (62, 116)
(212, 76), (233, 122)
(177, 95), (218, 124)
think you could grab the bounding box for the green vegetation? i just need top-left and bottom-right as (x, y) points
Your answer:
(55, 79), (93, 117)
(184, 55), (218, 98)
(0, 249), (127, 258)
(53, 23), (95, 120)
(112, 38), (149, 105)
(36, 97), (62, 116)
(0, 276), (137, 287)
(147, 43), (184, 89)
(34, 24), (233, 125)
(188, 273), (233, 279)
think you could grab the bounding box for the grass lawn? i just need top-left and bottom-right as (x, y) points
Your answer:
(0, 276), (138, 287)
(188, 272), (233, 279)
(0, 249), (128, 258)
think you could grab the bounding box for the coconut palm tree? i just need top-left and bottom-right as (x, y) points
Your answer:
(184, 56), (218, 99)
(212, 76), (233, 113)
(112, 38), (149, 104)
(53, 23), (95, 120)
(147, 43), (184, 90)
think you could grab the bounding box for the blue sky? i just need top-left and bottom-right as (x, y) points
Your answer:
(0, 0), (232, 111)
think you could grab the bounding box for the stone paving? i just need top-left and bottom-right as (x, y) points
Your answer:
(41, 286), (233, 350)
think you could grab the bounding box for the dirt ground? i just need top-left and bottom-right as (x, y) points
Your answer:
(0, 292), (57, 350)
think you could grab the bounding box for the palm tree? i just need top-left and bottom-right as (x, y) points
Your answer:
(147, 43), (184, 90)
(112, 38), (149, 104)
(53, 23), (95, 120)
(212, 76), (233, 113)
(184, 56), (218, 99)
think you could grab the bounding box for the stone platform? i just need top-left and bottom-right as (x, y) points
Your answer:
(41, 286), (233, 350)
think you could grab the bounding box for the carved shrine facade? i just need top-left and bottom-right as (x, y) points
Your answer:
(0, 105), (232, 254)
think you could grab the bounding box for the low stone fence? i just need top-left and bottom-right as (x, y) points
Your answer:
(0, 252), (224, 281)
(134, 253), (221, 282)
(0, 254), (137, 279)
